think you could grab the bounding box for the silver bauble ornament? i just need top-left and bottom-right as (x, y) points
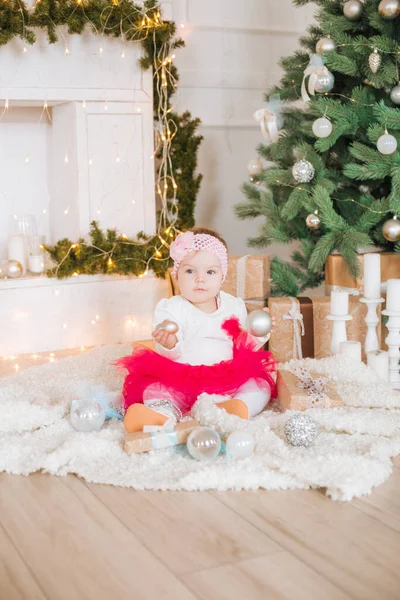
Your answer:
(284, 413), (317, 447)
(378, 0), (400, 19)
(390, 84), (400, 105)
(292, 159), (315, 183)
(6, 260), (23, 279)
(368, 49), (382, 74)
(226, 431), (255, 459)
(316, 37), (337, 54)
(343, 0), (363, 20)
(312, 117), (332, 138)
(187, 427), (221, 461)
(70, 400), (105, 432)
(155, 320), (179, 334)
(247, 158), (263, 175)
(382, 218), (400, 242)
(306, 213), (321, 229)
(246, 309), (273, 337)
(314, 70), (335, 93)
(377, 132), (398, 155)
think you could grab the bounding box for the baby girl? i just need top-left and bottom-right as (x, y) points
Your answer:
(117, 227), (277, 432)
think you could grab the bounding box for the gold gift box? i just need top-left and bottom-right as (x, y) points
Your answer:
(167, 254), (270, 301)
(325, 252), (400, 294)
(124, 419), (199, 454)
(277, 369), (343, 412)
(268, 296), (380, 362)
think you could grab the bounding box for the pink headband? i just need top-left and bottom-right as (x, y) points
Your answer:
(170, 232), (228, 280)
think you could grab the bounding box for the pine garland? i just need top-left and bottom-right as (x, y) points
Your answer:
(0, 1), (203, 278)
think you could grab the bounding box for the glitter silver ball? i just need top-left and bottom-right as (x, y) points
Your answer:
(70, 400), (105, 432)
(316, 37), (337, 53)
(378, 0), (400, 19)
(382, 218), (400, 243)
(390, 84), (400, 105)
(306, 213), (321, 229)
(314, 70), (335, 93)
(155, 320), (179, 334)
(187, 427), (221, 461)
(284, 413), (317, 447)
(6, 260), (23, 278)
(343, 0), (363, 20)
(292, 159), (315, 183)
(246, 309), (272, 337)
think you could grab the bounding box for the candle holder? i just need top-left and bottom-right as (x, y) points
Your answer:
(326, 314), (352, 355)
(382, 309), (400, 390)
(360, 297), (384, 355)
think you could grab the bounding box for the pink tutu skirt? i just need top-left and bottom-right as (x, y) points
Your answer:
(115, 317), (277, 413)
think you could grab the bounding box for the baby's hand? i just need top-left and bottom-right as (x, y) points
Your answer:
(262, 307), (276, 331)
(152, 320), (178, 349)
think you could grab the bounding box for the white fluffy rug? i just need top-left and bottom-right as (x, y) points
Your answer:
(1, 344), (400, 502)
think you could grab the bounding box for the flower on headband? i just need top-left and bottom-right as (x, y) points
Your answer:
(170, 231), (195, 262)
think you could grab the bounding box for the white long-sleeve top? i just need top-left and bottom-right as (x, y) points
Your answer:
(152, 291), (270, 366)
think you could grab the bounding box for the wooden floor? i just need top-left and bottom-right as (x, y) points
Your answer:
(1, 351), (400, 600)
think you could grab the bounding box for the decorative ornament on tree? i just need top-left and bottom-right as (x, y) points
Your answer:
(312, 116), (332, 138)
(316, 37), (337, 53)
(377, 130), (398, 155)
(314, 69), (335, 93)
(247, 158), (263, 175)
(186, 427), (221, 461)
(368, 48), (382, 74)
(378, 0), (400, 19)
(390, 84), (400, 105)
(284, 413), (317, 447)
(382, 217), (400, 242)
(306, 212), (321, 229)
(4, 260), (23, 279)
(292, 159), (315, 183)
(343, 0), (363, 20)
(246, 309), (273, 337)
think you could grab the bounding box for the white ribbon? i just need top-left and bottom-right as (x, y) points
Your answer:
(253, 94), (282, 142)
(236, 255), (250, 299)
(143, 417), (176, 433)
(301, 54), (328, 103)
(290, 367), (329, 407)
(282, 297), (305, 360)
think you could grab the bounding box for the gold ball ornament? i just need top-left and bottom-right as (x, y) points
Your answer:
(306, 213), (321, 229)
(390, 84), (400, 105)
(343, 0), (363, 20)
(246, 309), (273, 337)
(382, 218), (400, 243)
(247, 158), (263, 175)
(378, 0), (400, 19)
(316, 37), (337, 53)
(6, 260), (23, 278)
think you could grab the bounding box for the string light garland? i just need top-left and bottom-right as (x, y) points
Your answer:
(0, 1), (203, 279)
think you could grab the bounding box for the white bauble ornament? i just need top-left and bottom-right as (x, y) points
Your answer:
(312, 117), (332, 138)
(314, 70), (335, 93)
(155, 320), (179, 334)
(343, 0), (363, 20)
(292, 159), (315, 183)
(6, 260), (23, 279)
(377, 132), (398, 155)
(226, 431), (255, 459)
(315, 37), (337, 53)
(368, 49), (382, 74)
(246, 309), (272, 337)
(247, 158), (263, 175)
(390, 84), (400, 105)
(382, 218), (400, 242)
(306, 213), (321, 229)
(187, 427), (221, 461)
(378, 0), (400, 19)
(70, 400), (105, 432)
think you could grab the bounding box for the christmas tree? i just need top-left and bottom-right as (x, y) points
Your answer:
(235, 0), (400, 296)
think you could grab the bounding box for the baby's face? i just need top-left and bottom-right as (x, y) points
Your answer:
(177, 250), (223, 305)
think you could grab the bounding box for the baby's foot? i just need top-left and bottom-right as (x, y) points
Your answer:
(124, 404), (168, 433)
(216, 399), (249, 420)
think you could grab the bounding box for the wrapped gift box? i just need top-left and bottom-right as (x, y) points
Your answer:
(268, 296), (380, 362)
(277, 368), (343, 411)
(325, 252), (400, 295)
(124, 419), (199, 454)
(167, 254), (270, 301)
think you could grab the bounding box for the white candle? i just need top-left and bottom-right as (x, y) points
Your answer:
(28, 254), (45, 274)
(363, 253), (381, 299)
(8, 235), (26, 274)
(367, 350), (389, 382)
(330, 290), (349, 316)
(339, 340), (361, 361)
(386, 279), (400, 313)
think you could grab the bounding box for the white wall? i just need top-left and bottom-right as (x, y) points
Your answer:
(170, 0), (315, 260)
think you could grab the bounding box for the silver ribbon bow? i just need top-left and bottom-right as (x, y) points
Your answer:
(283, 297), (305, 360)
(301, 54), (329, 103)
(253, 94), (283, 143)
(291, 367), (329, 407)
